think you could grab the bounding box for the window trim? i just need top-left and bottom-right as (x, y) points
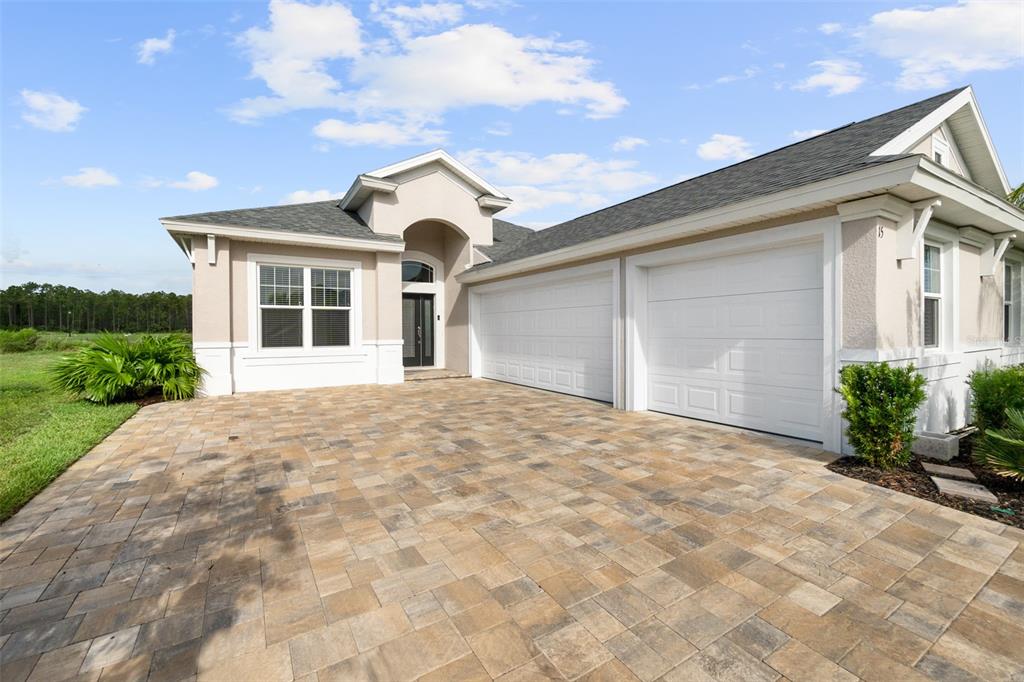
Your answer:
(247, 253), (362, 357)
(919, 226), (959, 354)
(1006, 252), (1024, 347)
(402, 259), (435, 284)
(922, 242), (942, 349)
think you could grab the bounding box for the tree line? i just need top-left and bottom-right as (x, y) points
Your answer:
(1, 282), (191, 333)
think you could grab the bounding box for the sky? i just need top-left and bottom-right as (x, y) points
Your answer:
(2, 0), (1023, 295)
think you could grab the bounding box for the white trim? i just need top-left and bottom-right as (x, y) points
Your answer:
(162, 220), (405, 253)
(870, 86), (1010, 194)
(175, 235), (194, 264)
(339, 175), (399, 211)
(246, 252), (363, 358)
(401, 250), (445, 369)
(898, 199), (941, 261)
(624, 216), (840, 452)
(468, 258), (621, 408)
(207, 234), (216, 265)
(477, 195), (512, 211)
(836, 195), (908, 223)
(458, 156), (922, 284)
(366, 149), (509, 200)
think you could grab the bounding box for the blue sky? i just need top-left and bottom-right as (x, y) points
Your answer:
(3, 0), (1022, 294)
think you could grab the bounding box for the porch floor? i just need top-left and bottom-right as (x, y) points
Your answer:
(404, 367), (471, 381)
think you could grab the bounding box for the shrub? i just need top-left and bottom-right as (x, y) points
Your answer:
(837, 362), (927, 469)
(0, 328), (40, 353)
(50, 334), (203, 404)
(974, 408), (1024, 481)
(967, 362), (1024, 432)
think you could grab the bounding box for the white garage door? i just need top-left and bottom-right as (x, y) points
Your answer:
(645, 241), (824, 441)
(477, 270), (614, 402)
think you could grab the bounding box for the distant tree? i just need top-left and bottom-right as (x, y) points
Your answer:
(1009, 181), (1024, 209)
(0, 283), (191, 333)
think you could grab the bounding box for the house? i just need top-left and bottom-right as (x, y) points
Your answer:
(161, 86), (1024, 453)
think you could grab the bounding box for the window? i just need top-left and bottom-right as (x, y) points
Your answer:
(311, 268), (351, 347)
(257, 263), (353, 350)
(932, 135), (950, 169)
(922, 244), (942, 348)
(1007, 261), (1022, 345)
(259, 265), (303, 348)
(402, 260), (434, 283)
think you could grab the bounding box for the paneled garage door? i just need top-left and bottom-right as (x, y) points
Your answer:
(477, 270), (614, 402)
(644, 241), (824, 441)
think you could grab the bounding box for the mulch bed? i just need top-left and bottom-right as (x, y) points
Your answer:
(827, 441), (1024, 529)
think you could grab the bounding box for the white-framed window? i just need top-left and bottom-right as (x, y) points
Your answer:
(255, 260), (356, 351)
(922, 243), (942, 348)
(1007, 259), (1023, 345)
(932, 136), (950, 168)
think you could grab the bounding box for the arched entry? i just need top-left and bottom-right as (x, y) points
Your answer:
(401, 250), (444, 368)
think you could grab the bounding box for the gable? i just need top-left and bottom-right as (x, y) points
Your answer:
(871, 86), (1009, 196)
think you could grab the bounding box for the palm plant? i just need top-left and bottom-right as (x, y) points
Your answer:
(51, 333), (202, 404)
(975, 408), (1024, 481)
(1009, 181), (1024, 209)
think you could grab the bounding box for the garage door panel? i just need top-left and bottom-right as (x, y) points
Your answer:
(647, 339), (822, 391)
(649, 374), (822, 441)
(647, 242), (823, 302)
(479, 271), (613, 402)
(644, 240), (823, 441)
(648, 289), (822, 340)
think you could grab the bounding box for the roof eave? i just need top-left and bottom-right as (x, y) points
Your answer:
(339, 175), (399, 211)
(160, 219), (405, 253)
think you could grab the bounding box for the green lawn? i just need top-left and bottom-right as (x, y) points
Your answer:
(0, 350), (138, 520)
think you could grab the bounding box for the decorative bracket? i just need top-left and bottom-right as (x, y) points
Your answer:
(207, 234), (217, 265)
(981, 231), (1018, 277)
(898, 199), (941, 261)
(176, 235), (195, 264)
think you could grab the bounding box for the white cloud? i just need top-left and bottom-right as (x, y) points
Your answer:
(793, 59), (864, 95)
(60, 167), (120, 188)
(612, 136), (648, 152)
(485, 121), (511, 136)
(20, 90), (86, 132)
(313, 118), (446, 146)
(790, 128), (828, 141)
(145, 171), (219, 191)
(715, 66), (760, 84)
(374, 2), (463, 40)
(858, 0), (1024, 90)
(350, 25), (626, 119)
(458, 149), (656, 217)
(284, 189), (344, 203)
(230, 0), (362, 122)
(230, 1), (626, 127)
(696, 134), (754, 162)
(137, 29), (176, 65)
(818, 22), (842, 35)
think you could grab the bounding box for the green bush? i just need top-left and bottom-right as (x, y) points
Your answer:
(974, 408), (1024, 481)
(0, 328), (41, 352)
(967, 362), (1024, 432)
(837, 362), (927, 469)
(50, 334), (203, 404)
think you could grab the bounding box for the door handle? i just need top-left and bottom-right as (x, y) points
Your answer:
(416, 325), (422, 341)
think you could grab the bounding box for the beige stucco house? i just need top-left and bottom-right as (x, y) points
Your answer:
(162, 86), (1024, 454)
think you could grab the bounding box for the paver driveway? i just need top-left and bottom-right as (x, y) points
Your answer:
(2, 379), (1023, 681)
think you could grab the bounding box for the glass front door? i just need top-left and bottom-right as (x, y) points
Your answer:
(402, 293), (434, 367)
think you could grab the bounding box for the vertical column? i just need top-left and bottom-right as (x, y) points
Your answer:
(375, 251), (404, 383)
(191, 235), (233, 395)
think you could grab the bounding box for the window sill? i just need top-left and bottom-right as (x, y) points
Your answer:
(241, 345), (366, 360)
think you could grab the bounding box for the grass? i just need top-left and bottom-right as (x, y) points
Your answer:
(0, 350), (138, 520)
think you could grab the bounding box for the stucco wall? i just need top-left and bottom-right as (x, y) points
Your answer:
(875, 217), (920, 349)
(362, 164), (494, 245)
(840, 218), (878, 349)
(960, 242), (1003, 346)
(191, 237), (232, 344)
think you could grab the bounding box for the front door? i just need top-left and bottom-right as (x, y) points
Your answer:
(402, 293), (434, 367)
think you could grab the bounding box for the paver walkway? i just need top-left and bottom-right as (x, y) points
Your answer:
(1, 379), (1022, 681)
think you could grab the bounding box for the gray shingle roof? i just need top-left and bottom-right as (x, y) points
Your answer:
(477, 87), (967, 268)
(162, 200), (403, 243)
(478, 219), (535, 261)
